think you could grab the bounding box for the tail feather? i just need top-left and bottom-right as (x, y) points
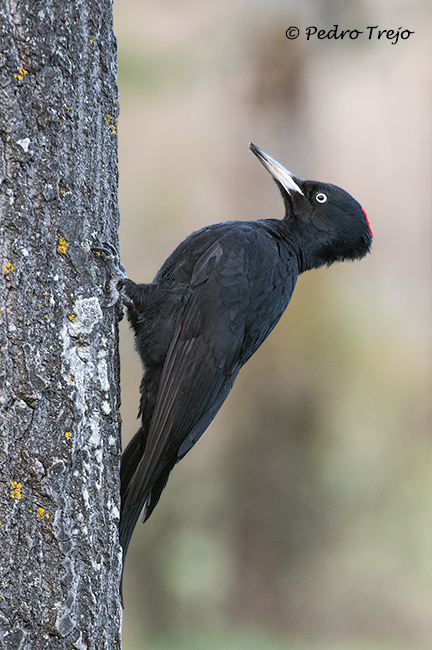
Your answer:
(119, 496), (148, 606)
(119, 427), (147, 604)
(141, 466), (171, 523)
(119, 426), (175, 604)
(120, 426), (146, 503)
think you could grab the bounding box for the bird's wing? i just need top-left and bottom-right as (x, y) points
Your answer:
(123, 236), (251, 515)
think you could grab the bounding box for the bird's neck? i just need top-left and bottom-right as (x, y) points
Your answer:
(265, 218), (320, 275)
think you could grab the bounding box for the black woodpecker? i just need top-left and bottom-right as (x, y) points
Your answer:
(119, 143), (372, 595)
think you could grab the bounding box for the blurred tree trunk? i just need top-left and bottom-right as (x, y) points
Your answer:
(225, 359), (328, 631)
(0, 2), (122, 648)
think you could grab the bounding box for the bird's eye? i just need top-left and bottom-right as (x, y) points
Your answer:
(315, 192), (328, 203)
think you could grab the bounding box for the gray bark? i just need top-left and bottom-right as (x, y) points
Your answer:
(0, 1), (122, 648)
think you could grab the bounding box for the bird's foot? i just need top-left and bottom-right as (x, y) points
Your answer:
(93, 242), (127, 307)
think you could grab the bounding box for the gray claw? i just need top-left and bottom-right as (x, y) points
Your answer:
(93, 242), (127, 306)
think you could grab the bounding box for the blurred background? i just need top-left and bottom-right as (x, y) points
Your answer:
(113, 0), (432, 648)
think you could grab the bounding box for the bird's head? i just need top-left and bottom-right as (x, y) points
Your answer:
(249, 143), (372, 271)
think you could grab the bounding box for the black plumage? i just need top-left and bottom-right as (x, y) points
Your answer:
(119, 143), (372, 589)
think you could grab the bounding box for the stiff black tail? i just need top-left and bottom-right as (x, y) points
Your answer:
(119, 427), (174, 604)
(119, 497), (147, 606)
(119, 427), (147, 604)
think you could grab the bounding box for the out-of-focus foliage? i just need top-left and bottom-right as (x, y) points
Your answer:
(114, 0), (432, 648)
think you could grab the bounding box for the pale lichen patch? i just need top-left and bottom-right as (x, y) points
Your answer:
(17, 137), (30, 152)
(82, 488), (89, 509)
(69, 297), (102, 335)
(101, 401), (111, 414)
(97, 352), (110, 392)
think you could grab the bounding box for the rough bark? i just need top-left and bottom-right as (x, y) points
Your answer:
(0, 1), (122, 648)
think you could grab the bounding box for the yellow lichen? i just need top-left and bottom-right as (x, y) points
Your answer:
(10, 481), (22, 499)
(14, 66), (28, 81)
(57, 237), (69, 254)
(36, 507), (49, 519)
(105, 114), (117, 135)
(69, 314), (75, 323)
(3, 262), (15, 273)
(65, 431), (70, 439)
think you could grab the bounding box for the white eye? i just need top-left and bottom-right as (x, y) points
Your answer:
(315, 192), (327, 203)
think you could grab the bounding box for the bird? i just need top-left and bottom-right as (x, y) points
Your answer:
(119, 143), (372, 591)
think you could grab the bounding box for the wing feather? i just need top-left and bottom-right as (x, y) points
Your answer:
(123, 279), (244, 512)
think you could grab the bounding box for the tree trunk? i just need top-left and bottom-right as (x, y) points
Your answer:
(0, 2), (122, 648)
